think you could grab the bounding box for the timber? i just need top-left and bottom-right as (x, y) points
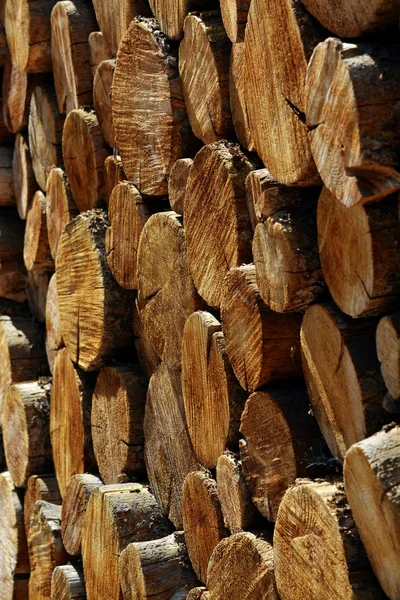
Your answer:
(24, 475), (61, 537)
(51, 564), (86, 600)
(13, 133), (37, 219)
(376, 313), (400, 400)
(45, 167), (77, 260)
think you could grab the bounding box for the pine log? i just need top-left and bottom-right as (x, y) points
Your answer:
(301, 303), (389, 461)
(168, 157), (193, 215)
(344, 425), (400, 600)
(221, 264), (302, 391)
(376, 313), (400, 400)
(88, 31), (112, 79)
(51, 0), (98, 114)
(179, 13), (233, 144)
(82, 483), (172, 600)
(0, 208), (26, 303)
(274, 480), (385, 600)
(112, 18), (197, 197)
(229, 43), (252, 150)
(13, 133), (37, 219)
(144, 363), (199, 528)
(24, 190), (54, 271)
(61, 473), (102, 556)
(0, 145), (14, 205)
(62, 108), (109, 212)
(56, 210), (134, 371)
(132, 298), (160, 380)
(50, 347), (97, 496)
(306, 39), (400, 205)
(119, 532), (199, 600)
(45, 167), (77, 260)
(185, 141), (254, 308)
(182, 470), (228, 584)
(220, 0), (251, 42)
(207, 532), (277, 600)
(92, 0), (151, 56)
(45, 273), (63, 373)
(182, 311), (247, 468)
(51, 564), (86, 600)
(318, 187), (400, 318)
(91, 364), (146, 484)
(28, 84), (64, 191)
(137, 211), (204, 369)
(25, 268), (50, 322)
(245, 0), (324, 186)
(93, 59), (115, 148)
(103, 154), (126, 206)
(3, 379), (52, 487)
(147, 0), (198, 40)
(24, 475), (61, 538)
(187, 589), (209, 600)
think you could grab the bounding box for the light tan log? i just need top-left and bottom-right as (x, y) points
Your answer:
(274, 480), (385, 600)
(62, 108), (109, 212)
(182, 470), (228, 584)
(24, 190), (54, 271)
(28, 85), (64, 191)
(137, 211), (204, 369)
(185, 141), (254, 308)
(50, 347), (97, 496)
(51, 0), (98, 114)
(179, 13), (233, 144)
(45, 167), (77, 260)
(0, 208), (26, 303)
(182, 311), (247, 468)
(45, 273), (63, 373)
(168, 158), (193, 215)
(376, 313), (400, 401)
(318, 187), (400, 318)
(25, 268), (50, 322)
(112, 18), (197, 197)
(24, 475), (61, 538)
(92, 0), (151, 56)
(306, 39), (400, 205)
(207, 532), (278, 600)
(344, 425), (400, 600)
(56, 210), (134, 371)
(221, 265), (302, 391)
(51, 564), (86, 600)
(93, 59), (115, 148)
(229, 43), (252, 150)
(132, 299), (160, 380)
(220, 0), (251, 42)
(82, 483), (172, 600)
(119, 532), (199, 600)
(187, 589), (209, 600)
(61, 473), (102, 556)
(0, 146), (14, 205)
(13, 133), (37, 219)
(3, 379), (52, 488)
(148, 0), (199, 39)
(144, 363), (198, 528)
(28, 501), (69, 600)
(88, 31), (113, 79)
(103, 154), (125, 206)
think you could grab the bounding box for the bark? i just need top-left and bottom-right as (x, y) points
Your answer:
(168, 157), (193, 216)
(88, 31), (113, 79)
(103, 154), (126, 206)
(13, 133), (37, 219)
(45, 167), (77, 260)
(51, 564), (86, 600)
(220, 0), (251, 42)
(92, 0), (151, 55)
(376, 313), (400, 400)
(93, 59), (115, 148)
(0, 207), (26, 302)
(25, 268), (50, 322)
(24, 475), (61, 538)
(24, 190), (54, 271)
(0, 145), (14, 205)
(229, 43), (252, 150)
(45, 273), (63, 373)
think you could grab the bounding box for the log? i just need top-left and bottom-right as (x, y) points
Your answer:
(274, 480), (385, 600)
(103, 154), (126, 206)
(25, 268), (50, 322)
(13, 576), (30, 600)
(221, 264), (302, 391)
(91, 364), (147, 484)
(88, 31), (112, 79)
(207, 532), (278, 600)
(182, 470), (228, 584)
(45, 167), (77, 260)
(92, 0), (151, 56)
(148, 0), (199, 40)
(181, 311), (247, 468)
(229, 43), (252, 151)
(168, 157), (193, 216)
(0, 145), (14, 205)
(0, 207), (26, 303)
(51, 0), (98, 114)
(56, 209), (134, 371)
(24, 475), (61, 538)
(51, 564), (86, 600)
(112, 17), (197, 196)
(119, 532), (199, 600)
(187, 589), (209, 600)
(244, 0), (324, 186)
(306, 39), (400, 206)
(376, 313), (400, 400)
(24, 190), (54, 271)
(3, 379), (53, 488)
(61, 473), (102, 556)
(82, 483), (172, 600)
(144, 363), (199, 528)
(185, 141), (254, 308)
(13, 133), (37, 219)
(301, 303), (389, 461)
(179, 13), (233, 144)
(318, 187), (400, 318)
(220, 0), (251, 42)
(28, 84), (64, 191)
(50, 347), (97, 496)
(344, 424), (400, 600)
(62, 108), (110, 212)
(132, 298), (160, 380)
(45, 273), (63, 373)
(137, 211), (204, 369)
(93, 59), (115, 148)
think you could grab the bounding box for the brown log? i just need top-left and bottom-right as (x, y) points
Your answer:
(119, 532), (199, 600)
(56, 210), (134, 371)
(51, 0), (98, 114)
(182, 470), (228, 584)
(344, 425), (400, 600)
(103, 154), (126, 206)
(93, 59), (115, 148)
(24, 190), (54, 271)
(51, 564), (86, 600)
(187, 589), (209, 600)
(28, 84), (64, 191)
(0, 145), (14, 205)
(376, 313), (400, 401)
(24, 475), (61, 538)
(61, 473), (102, 556)
(220, 0), (251, 43)
(92, 0), (151, 56)
(144, 363), (199, 528)
(221, 264), (302, 391)
(185, 141), (254, 308)
(50, 347), (97, 496)
(0, 207), (26, 303)
(274, 480), (385, 600)
(112, 18), (197, 197)
(148, 0), (200, 40)
(207, 532), (278, 600)
(88, 31), (113, 79)
(306, 39), (400, 205)
(229, 43), (252, 151)
(179, 13), (233, 144)
(3, 379), (52, 488)
(13, 133), (37, 219)
(168, 157), (193, 216)
(318, 187), (400, 318)
(45, 273), (63, 373)
(13, 576), (30, 600)
(132, 298), (160, 380)
(301, 303), (389, 461)
(82, 483), (172, 600)
(182, 311), (247, 469)
(45, 167), (77, 260)
(137, 211), (204, 369)
(25, 268), (50, 322)
(62, 108), (109, 212)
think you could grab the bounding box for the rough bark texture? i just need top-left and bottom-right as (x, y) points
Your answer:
(168, 157), (193, 216)
(13, 133), (37, 219)
(51, 564), (86, 600)
(24, 475), (61, 538)
(45, 167), (77, 260)
(24, 190), (54, 272)
(376, 313), (400, 400)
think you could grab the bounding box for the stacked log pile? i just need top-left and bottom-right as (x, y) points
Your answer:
(0, 0), (399, 599)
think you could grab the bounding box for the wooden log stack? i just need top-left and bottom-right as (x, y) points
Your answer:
(0, 0), (399, 599)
